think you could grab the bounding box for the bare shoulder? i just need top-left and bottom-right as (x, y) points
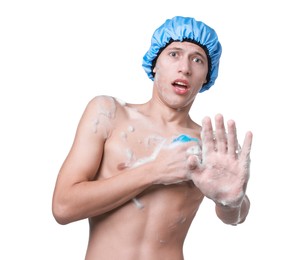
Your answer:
(87, 95), (120, 117)
(89, 95), (130, 113)
(81, 95), (130, 135)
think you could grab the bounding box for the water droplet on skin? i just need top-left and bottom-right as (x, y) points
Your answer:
(132, 197), (144, 209)
(128, 126), (135, 132)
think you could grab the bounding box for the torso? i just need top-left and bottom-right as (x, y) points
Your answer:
(85, 96), (204, 260)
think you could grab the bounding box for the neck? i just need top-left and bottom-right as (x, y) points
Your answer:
(142, 96), (194, 127)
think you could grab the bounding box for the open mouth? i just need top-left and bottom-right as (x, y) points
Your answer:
(172, 80), (190, 94)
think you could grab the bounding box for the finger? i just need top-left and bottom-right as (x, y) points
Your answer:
(239, 131), (253, 162)
(215, 114), (227, 153)
(227, 119), (239, 158)
(187, 155), (200, 170)
(201, 116), (215, 154)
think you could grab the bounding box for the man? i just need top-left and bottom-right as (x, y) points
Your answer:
(52, 16), (253, 259)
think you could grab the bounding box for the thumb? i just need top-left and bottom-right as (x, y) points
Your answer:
(187, 155), (201, 170)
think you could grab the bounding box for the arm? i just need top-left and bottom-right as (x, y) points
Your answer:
(52, 96), (154, 224)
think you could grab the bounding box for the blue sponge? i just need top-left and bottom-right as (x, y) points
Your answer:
(172, 134), (199, 143)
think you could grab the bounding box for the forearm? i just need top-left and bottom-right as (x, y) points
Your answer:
(215, 195), (250, 225)
(52, 164), (154, 225)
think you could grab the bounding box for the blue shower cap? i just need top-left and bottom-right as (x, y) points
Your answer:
(142, 16), (222, 93)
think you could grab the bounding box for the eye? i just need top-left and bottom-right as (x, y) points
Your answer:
(192, 57), (202, 63)
(169, 51), (178, 57)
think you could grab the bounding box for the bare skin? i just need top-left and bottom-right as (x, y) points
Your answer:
(52, 42), (253, 259)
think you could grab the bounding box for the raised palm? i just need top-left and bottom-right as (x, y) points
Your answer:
(189, 114), (253, 208)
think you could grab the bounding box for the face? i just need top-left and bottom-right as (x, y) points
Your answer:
(152, 41), (209, 110)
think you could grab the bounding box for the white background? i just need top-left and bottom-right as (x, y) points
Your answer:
(1, 0), (302, 259)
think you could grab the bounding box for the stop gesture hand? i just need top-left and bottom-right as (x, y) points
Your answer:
(189, 114), (253, 208)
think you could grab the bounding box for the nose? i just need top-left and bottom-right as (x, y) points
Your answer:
(178, 57), (191, 76)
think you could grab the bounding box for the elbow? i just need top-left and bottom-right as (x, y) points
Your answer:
(219, 216), (242, 226)
(217, 195), (250, 226)
(52, 200), (75, 225)
(222, 214), (247, 226)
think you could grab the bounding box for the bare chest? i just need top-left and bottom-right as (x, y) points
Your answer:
(100, 120), (176, 177)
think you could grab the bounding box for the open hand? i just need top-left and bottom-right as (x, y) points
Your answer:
(188, 114), (253, 208)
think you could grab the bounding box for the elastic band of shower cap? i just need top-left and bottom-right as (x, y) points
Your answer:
(142, 16), (222, 93)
